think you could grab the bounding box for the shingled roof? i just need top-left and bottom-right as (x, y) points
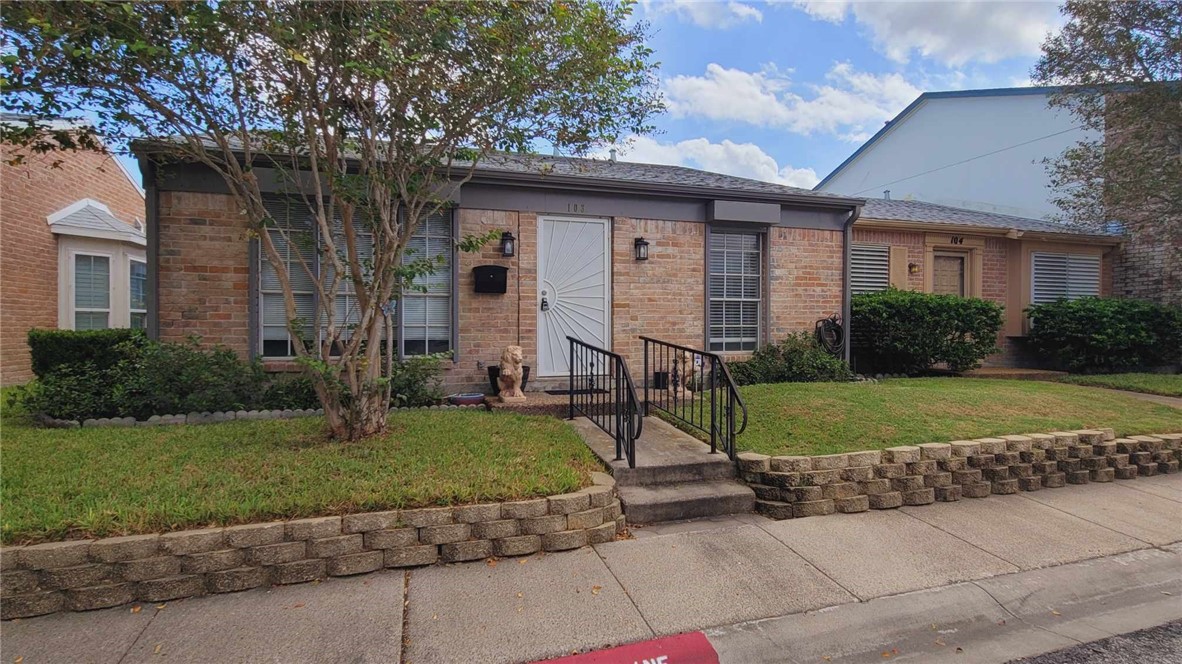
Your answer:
(472, 152), (860, 205)
(860, 198), (1114, 236)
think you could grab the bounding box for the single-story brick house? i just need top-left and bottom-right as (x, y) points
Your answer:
(852, 197), (1119, 367)
(1, 115), (147, 386)
(133, 149), (1118, 392)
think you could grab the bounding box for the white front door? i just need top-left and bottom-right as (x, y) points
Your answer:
(537, 216), (611, 376)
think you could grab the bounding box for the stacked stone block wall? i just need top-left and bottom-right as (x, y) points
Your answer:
(737, 430), (1181, 520)
(0, 476), (623, 619)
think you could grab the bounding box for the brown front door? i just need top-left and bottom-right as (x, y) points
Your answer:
(933, 254), (966, 296)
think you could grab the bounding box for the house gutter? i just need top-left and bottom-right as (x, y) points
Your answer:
(842, 205), (862, 364)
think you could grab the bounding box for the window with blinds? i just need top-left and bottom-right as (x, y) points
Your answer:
(708, 231), (762, 352)
(401, 210), (453, 356)
(1031, 252), (1100, 304)
(257, 197), (453, 359)
(74, 254), (111, 330)
(850, 243), (890, 294)
(129, 259), (147, 329)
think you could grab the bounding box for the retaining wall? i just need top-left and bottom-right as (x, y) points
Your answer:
(0, 475), (622, 619)
(737, 430), (1182, 519)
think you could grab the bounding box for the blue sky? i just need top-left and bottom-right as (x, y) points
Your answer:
(602, 0), (1066, 188)
(115, 1), (1065, 189)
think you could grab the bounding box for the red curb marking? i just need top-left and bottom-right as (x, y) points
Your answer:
(537, 631), (719, 664)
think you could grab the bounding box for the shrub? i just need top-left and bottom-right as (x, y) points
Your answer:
(1026, 297), (1182, 373)
(15, 363), (119, 420)
(851, 289), (1004, 375)
(389, 353), (447, 407)
(730, 332), (853, 386)
(27, 328), (146, 378)
(260, 375), (321, 411)
(109, 338), (267, 420)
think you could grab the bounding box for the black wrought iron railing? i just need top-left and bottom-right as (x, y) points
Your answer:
(567, 336), (643, 468)
(640, 336), (748, 460)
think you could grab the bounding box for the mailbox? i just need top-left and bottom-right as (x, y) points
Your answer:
(472, 265), (509, 294)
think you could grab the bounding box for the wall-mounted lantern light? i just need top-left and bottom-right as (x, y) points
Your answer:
(908, 262), (920, 275)
(500, 231), (516, 258)
(634, 237), (650, 261)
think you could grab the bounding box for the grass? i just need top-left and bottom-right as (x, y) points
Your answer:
(735, 377), (1182, 457)
(0, 406), (601, 544)
(1059, 373), (1182, 398)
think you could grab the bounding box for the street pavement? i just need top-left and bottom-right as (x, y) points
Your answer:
(3, 473), (1181, 664)
(1007, 621), (1182, 664)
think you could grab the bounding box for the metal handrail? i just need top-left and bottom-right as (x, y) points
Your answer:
(640, 336), (748, 459)
(567, 336), (643, 468)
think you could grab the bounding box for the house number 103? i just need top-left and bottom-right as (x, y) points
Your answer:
(566, 202), (586, 214)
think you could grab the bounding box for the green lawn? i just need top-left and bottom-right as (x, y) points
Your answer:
(736, 378), (1182, 457)
(1059, 373), (1182, 398)
(1, 408), (600, 544)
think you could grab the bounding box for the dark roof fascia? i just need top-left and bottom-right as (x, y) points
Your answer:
(813, 85), (1070, 191)
(132, 140), (866, 212)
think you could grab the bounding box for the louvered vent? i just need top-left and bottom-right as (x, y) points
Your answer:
(850, 243), (890, 294)
(1032, 252), (1100, 304)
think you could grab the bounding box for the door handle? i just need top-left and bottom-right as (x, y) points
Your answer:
(540, 296), (550, 312)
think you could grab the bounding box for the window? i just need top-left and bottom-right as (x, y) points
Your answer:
(257, 197), (453, 359)
(850, 243), (890, 294)
(74, 254), (110, 330)
(1031, 252), (1100, 304)
(259, 197), (316, 357)
(708, 231), (762, 352)
(401, 210), (453, 356)
(129, 259), (147, 329)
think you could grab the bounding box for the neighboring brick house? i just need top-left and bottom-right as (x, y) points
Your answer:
(1, 117), (147, 385)
(134, 148), (1119, 392)
(851, 197), (1119, 368)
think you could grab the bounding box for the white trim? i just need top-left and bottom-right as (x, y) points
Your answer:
(50, 225), (147, 246)
(536, 215), (613, 377)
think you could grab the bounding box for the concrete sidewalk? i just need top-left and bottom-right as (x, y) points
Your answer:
(4, 473), (1181, 664)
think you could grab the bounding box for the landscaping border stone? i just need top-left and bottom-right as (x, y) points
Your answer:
(34, 403), (486, 429)
(739, 429), (1181, 521)
(0, 475), (621, 619)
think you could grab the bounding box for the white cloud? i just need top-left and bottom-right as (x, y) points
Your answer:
(641, 0), (763, 29)
(663, 62), (921, 141)
(789, 1), (1063, 66)
(606, 135), (820, 189)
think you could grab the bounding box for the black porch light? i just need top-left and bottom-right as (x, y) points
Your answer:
(500, 231), (516, 258)
(633, 237), (650, 261)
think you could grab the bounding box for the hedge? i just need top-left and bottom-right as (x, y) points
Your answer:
(851, 289), (1004, 375)
(1026, 297), (1182, 373)
(27, 328), (145, 378)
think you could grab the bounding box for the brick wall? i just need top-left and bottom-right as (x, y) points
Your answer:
(611, 218), (705, 372)
(1113, 220), (1181, 307)
(768, 227), (844, 340)
(452, 209), (535, 392)
(1, 147), (144, 385)
(155, 192), (252, 355)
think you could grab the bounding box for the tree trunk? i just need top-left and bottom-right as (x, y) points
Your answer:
(312, 374), (390, 440)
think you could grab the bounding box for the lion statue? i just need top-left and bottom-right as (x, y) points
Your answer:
(671, 349), (694, 398)
(498, 345), (526, 402)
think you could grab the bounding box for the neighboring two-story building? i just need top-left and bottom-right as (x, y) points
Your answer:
(816, 86), (1179, 308)
(1, 116), (147, 385)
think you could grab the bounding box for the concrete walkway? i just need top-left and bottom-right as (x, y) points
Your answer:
(1098, 387), (1182, 409)
(4, 474), (1181, 664)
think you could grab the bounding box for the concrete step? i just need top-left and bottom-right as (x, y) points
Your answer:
(612, 455), (736, 487)
(618, 480), (755, 525)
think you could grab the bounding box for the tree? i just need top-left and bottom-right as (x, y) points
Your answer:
(2, 0), (661, 439)
(1033, 0), (1181, 230)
